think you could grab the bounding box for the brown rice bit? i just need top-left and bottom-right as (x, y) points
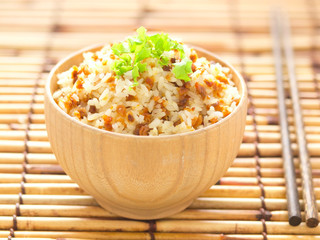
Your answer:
(133, 124), (142, 135)
(178, 86), (188, 97)
(103, 115), (113, 123)
(233, 97), (240, 106)
(64, 93), (79, 112)
(71, 66), (78, 84)
(82, 94), (89, 103)
(78, 65), (90, 75)
(170, 58), (176, 63)
(72, 65), (78, 72)
(162, 108), (170, 120)
(116, 105), (126, 117)
(173, 49), (180, 59)
(204, 79), (225, 96)
(195, 82), (207, 100)
(140, 107), (152, 123)
(78, 107), (87, 118)
(75, 78), (84, 89)
(212, 99), (225, 112)
(153, 96), (160, 102)
(172, 82), (179, 88)
(102, 115), (113, 131)
(173, 119), (181, 126)
(139, 125), (150, 136)
(216, 75), (229, 84)
(106, 75), (115, 83)
(84, 67), (91, 75)
(212, 99), (230, 117)
(191, 63), (197, 72)
(145, 77), (154, 90)
(190, 50), (198, 63)
(183, 81), (191, 89)
(194, 66), (205, 74)
(73, 110), (81, 119)
(210, 117), (218, 124)
(212, 81), (225, 97)
(92, 53), (98, 61)
(165, 73), (173, 81)
(178, 97), (189, 109)
(126, 95), (137, 101)
(69, 93), (78, 107)
(162, 65), (171, 71)
(116, 117), (127, 128)
(192, 115), (203, 129)
(161, 99), (168, 107)
(178, 85), (190, 109)
(133, 124), (150, 136)
(159, 100), (170, 120)
(104, 124), (113, 131)
(149, 62), (155, 68)
(204, 79), (214, 87)
(127, 112), (135, 122)
(223, 109), (231, 117)
(109, 83), (116, 91)
(89, 105), (97, 113)
(94, 69), (100, 75)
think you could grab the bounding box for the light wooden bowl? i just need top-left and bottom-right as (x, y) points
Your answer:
(45, 44), (248, 220)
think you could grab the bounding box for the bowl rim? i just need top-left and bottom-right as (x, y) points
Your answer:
(45, 43), (248, 139)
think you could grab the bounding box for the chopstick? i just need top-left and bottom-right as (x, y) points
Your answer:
(281, 12), (319, 228)
(271, 9), (319, 228)
(270, 9), (301, 227)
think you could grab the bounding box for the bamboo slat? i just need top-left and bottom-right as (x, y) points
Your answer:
(0, 173), (70, 183)
(2, 182), (320, 199)
(2, 204), (320, 223)
(0, 164), (63, 174)
(4, 194), (320, 211)
(0, 153), (56, 164)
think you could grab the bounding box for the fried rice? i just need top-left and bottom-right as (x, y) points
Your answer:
(53, 33), (240, 136)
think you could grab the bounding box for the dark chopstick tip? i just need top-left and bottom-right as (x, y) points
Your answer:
(306, 217), (319, 228)
(289, 216), (301, 226)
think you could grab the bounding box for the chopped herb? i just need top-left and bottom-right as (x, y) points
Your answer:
(159, 56), (170, 66)
(132, 65), (139, 81)
(172, 57), (193, 82)
(137, 62), (147, 73)
(134, 45), (151, 63)
(111, 42), (130, 56)
(110, 26), (193, 86)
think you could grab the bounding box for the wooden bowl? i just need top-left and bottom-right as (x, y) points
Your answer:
(45, 44), (248, 220)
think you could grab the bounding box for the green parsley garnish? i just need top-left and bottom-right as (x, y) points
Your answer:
(172, 57), (193, 82)
(110, 27), (192, 87)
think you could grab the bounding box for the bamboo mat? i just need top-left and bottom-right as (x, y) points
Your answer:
(0, 0), (320, 239)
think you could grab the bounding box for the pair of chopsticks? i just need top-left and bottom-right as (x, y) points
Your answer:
(270, 9), (319, 227)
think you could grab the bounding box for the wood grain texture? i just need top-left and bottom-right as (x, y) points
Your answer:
(44, 44), (247, 219)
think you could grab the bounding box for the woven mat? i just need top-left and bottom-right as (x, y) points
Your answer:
(0, 0), (320, 239)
